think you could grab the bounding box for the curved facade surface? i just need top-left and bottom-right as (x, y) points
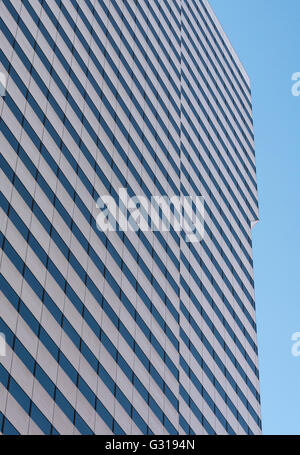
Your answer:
(0, 0), (261, 435)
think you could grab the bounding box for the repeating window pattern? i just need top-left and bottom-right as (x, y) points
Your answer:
(0, 0), (261, 435)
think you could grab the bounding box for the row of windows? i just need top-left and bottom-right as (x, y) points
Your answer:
(1, 117), (259, 385)
(0, 411), (20, 435)
(180, 331), (261, 429)
(0, 281), (193, 436)
(75, 0), (260, 434)
(0, 163), (258, 436)
(1, 148), (179, 377)
(182, 369), (240, 433)
(181, 173), (257, 320)
(180, 73), (257, 208)
(0, 128), (181, 357)
(179, 384), (218, 435)
(180, 97), (257, 225)
(181, 141), (254, 271)
(0, 314), (124, 435)
(181, 250), (257, 347)
(139, 0), (182, 59)
(53, 0), (182, 165)
(111, 0), (257, 216)
(4, 0), (258, 386)
(180, 275), (259, 378)
(1, 13), (182, 259)
(0, 33), (258, 350)
(100, 0), (181, 136)
(180, 356), (255, 435)
(2, 0), (260, 284)
(1, 0), (258, 438)
(1, 26), (259, 338)
(186, 206), (255, 314)
(0, 143), (260, 416)
(1, 153), (259, 435)
(180, 301), (260, 401)
(181, 0), (254, 124)
(162, 0), (252, 111)
(2, 20), (183, 284)
(45, 0), (258, 230)
(0, 267), (183, 434)
(0, 184), (180, 407)
(160, 0), (254, 144)
(44, 0), (259, 250)
(1, 239), (204, 434)
(0, 248), (178, 435)
(181, 26), (256, 175)
(0, 164), (259, 434)
(2, 244), (260, 438)
(77, 0), (259, 209)
(129, 0), (254, 141)
(1, 256), (250, 436)
(180, 49), (256, 182)
(66, 0), (257, 217)
(111, 0), (257, 203)
(0, 363), (59, 435)
(31, 2), (259, 323)
(197, 0), (252, 101)
(179, 414), (196, 436)
(1, 117), (259, 393)
(117, 0), (182, 94)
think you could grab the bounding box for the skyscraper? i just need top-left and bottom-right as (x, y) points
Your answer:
(0, 0), (261, 435)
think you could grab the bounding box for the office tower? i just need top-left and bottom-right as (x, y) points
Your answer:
(0, 0), (261, 435)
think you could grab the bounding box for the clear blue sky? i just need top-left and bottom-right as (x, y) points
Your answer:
(209, 0), (300, 435)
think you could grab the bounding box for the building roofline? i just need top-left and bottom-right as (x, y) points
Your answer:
(202, 0), (251, 87)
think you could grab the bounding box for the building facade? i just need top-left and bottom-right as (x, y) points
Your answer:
(0, 0), (261, 435)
